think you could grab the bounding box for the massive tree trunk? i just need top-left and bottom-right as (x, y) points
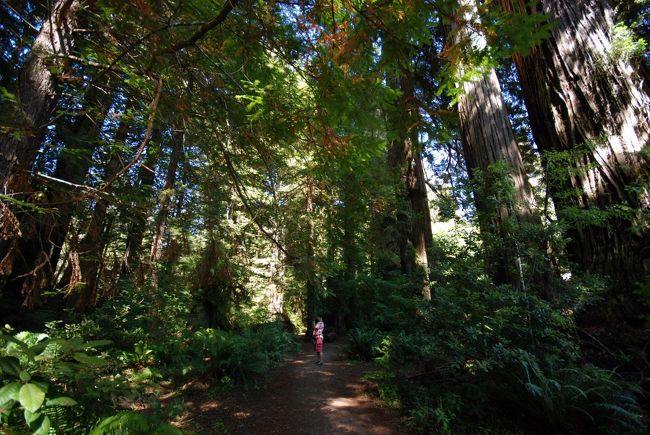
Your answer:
(458, 67), (541, 289)
(449, 0), (543, 292)
(0, 0), (84, 319)
(0, 0), (81, 193)
(500, 0), (650, 293)
(387, 71), (434, 300)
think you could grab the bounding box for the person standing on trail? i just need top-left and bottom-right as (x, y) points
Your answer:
(313, 316), (324, 365)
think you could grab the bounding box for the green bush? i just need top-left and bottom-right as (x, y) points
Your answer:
(0, 328), (112, 434)
(89, 411), (182, 435)
(154, 322), (298, 387)
(345, 327), (384, 361)
(373, 285), (644, 434)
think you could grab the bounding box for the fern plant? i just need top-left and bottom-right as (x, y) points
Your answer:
(89, 411), (182, 435)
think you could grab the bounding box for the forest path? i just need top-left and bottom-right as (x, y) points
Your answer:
(180, 339), (404, 434)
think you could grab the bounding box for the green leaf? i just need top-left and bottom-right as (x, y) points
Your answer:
(0, 356), (21, 377)
(29, 338), (60, 354)
(62, 337), (85, 352)
(0, 332), (30, 350)
(46, 396), (77, 407)
(32, 414), (51, 435)
(19, 370), (31, 382)
(24, 409), (41, 425)
(18, 383), (46, 412)
(24, 410), (51, 435)
(0, 382), (21, 405)
(80, 339), (113, 350)
(53, 361), (82, 376)
(1, 333), (38, 362)
(73, 352), (108, 366)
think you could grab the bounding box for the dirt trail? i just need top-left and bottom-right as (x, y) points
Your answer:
(185, 339), (404, 434)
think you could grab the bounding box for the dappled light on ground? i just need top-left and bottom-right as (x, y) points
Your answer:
(180, 339), (403, 434)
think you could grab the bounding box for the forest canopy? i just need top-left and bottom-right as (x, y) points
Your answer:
(0, 0), (649, 433)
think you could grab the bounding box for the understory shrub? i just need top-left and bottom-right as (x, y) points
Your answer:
(89, 411), (182, 435)
(1, 289), (298, 434)
(154, 321), (299, 387)
(0, 328), (114, 434)
(373, 285), (644, 434)
(345, 327), (384, 361)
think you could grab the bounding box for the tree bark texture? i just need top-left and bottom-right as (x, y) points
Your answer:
(0, 0), (81, 194)
(64, 107), (132, 309)
(447, 0), (546, 292)
(387, 72), (433, 300)
(458, 67), (540, 288)
(0, 0), (82, 318)
(501, 0), (650, 287)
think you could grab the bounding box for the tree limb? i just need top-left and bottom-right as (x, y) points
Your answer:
(214, 124), (295, 261)
(155, 0), (240, 55)
(99, 77), (163, 192)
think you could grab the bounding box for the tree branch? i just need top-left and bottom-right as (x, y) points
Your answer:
(214, 124), (295, 261)
(99, 77), (163, 192)
(155, 0), (240, 55)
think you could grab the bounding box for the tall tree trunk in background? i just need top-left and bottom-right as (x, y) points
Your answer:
(267, 223), (284, 316)
(64, 106), (133, 309)
(500, 0), (650, 301)
(304, 178), (318, 323)
(6, 85), (112, 310)
(447, 0), (546, 294)
(149, 126), (185, 288)
(387, 71), (433, 300)
(337, 173), (362, 330)
(122, 130), (159, 284)
(149, 126), (184, 288)
(457, 67), (541, 290)
(0, 0), (81, 317)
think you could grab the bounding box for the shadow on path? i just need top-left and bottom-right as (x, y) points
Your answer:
(184, 338), (404, 434)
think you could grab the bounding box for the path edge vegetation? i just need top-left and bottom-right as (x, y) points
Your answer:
(1, 0), (649, 433)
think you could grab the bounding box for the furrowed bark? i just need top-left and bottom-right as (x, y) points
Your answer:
(501, 0), (650, 298)
(387, 71), (433, 300)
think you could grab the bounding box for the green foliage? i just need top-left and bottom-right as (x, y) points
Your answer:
(0, 328), (111, 434)
(406, 393), (462, 435)
(89, 411), (182, 435)
(1, 0), (648, 433)
(345, 327), (384, 362)
(437, 1), (553, 102)
(609, 22), (648, 63)
(362, 370), (401, 408)
(542, 138), (647, 232)
(118, 341), (155, 367)
(153, 322), (298, 387)
(368, 282), (644, 434)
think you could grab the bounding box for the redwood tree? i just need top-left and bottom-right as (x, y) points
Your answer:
(500, 0), (650, 297)
(0, 0), (83, 318)
(448, 0), (542, 291)
(387, 71), (434, 300)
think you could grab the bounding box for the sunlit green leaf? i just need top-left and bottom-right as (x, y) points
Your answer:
(18, 383), (46, 412)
